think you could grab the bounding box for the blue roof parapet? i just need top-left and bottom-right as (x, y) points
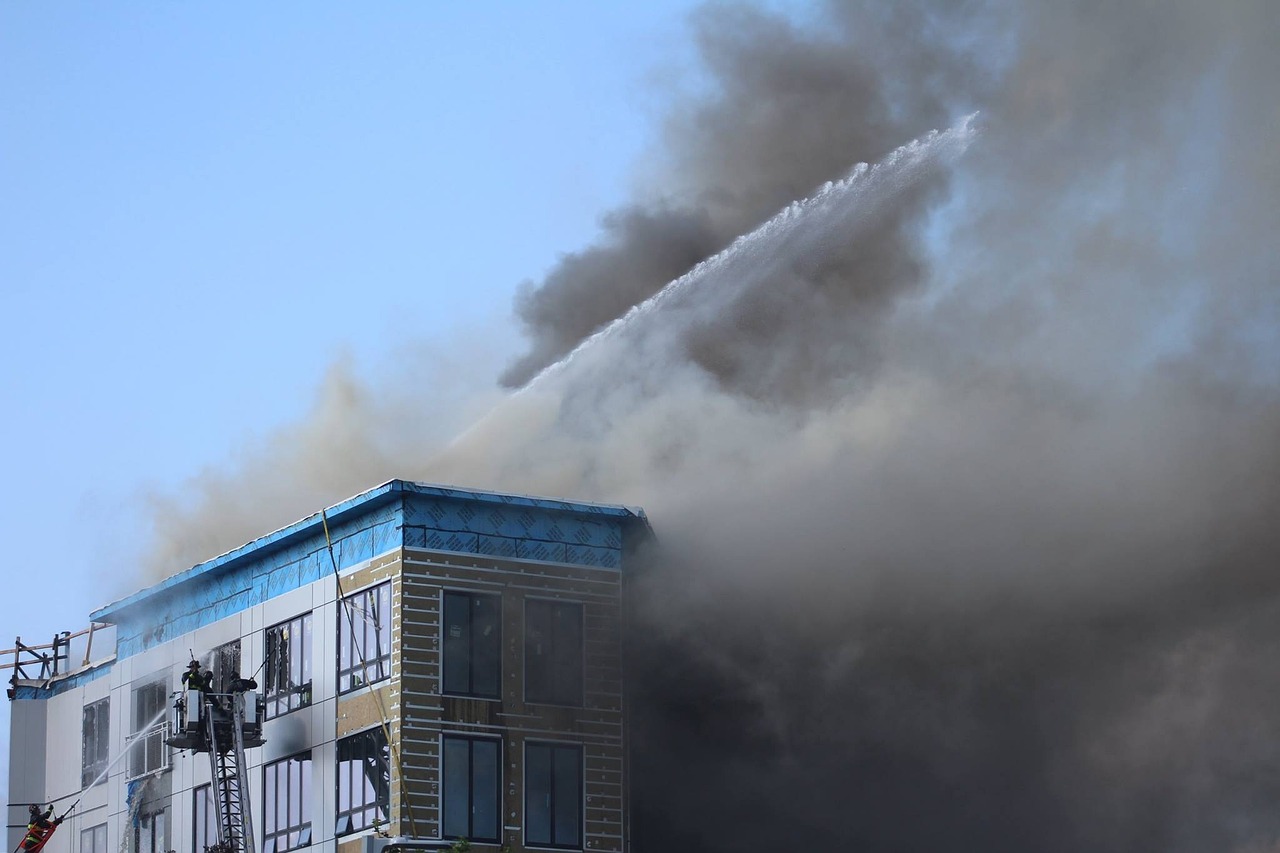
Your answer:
(90, 480), (650, 658)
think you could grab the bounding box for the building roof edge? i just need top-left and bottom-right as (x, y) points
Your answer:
(91, 479), (647, 623)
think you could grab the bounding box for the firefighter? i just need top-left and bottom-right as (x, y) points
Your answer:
(227, 670), (258, 693)
(182, 659), (223, 713)
(181, 659), (212, 692)
(23, 804), (61, 852)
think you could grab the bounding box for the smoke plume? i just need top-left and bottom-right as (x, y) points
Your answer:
(143, 0), (1280, 850)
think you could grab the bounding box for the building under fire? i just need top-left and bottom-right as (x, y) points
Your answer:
(6, 480), (650, 853)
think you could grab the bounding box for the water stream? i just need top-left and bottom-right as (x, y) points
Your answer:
(79, 706), (170, 796)
(434, 114), (978, 475)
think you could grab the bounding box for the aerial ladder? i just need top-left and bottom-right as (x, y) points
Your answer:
(169, 674), (266, 853)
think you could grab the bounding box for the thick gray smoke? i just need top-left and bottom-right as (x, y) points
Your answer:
(499, 1), (970, 390)
(466, 0), (1280, 849)
(142, 0), (1280, 850)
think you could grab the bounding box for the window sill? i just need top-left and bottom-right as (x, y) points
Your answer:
(337, 677), (392, 699)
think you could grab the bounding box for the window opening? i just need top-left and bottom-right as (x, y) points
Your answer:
(335, 728), (389, 836)
(129, 680), (169, 779)
(134, 808), (167, 853)
(80, 824), (108, 853)
(338, 582), (392, 693)
(210, 639), (242, 695)
(525, 600), (584, 706)
(442, 592), (501, 699)
(442, 734), (500, 844)
(82, 698), (109, 787)
(264, 752), (313, 853)
(264, 614), (313, 718)
(525, 743), (583, 850)
(193, 785), (216, 853)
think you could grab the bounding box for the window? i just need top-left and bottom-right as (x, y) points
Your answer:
(442, 734), (500, 844)
(129, 680), (169, 779)
(442, 592), (500, 699)
(525, 743), (582, 849)
(339, 582), (392, 693)
(336, 728), (389, 836)
(81, 824), (108, 853)
(194, 785), (217, 853)
(525, 600), (583, 706)
(82, 698), (109, 787)
(264, 753), (313, 853)
(134, 809), (167, 853)
(210, 640), (242, 694)
(265, 614), (312, 718)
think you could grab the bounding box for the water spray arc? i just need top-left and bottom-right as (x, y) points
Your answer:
(432, 115), (978, 484)
(530, 114), (978, 393)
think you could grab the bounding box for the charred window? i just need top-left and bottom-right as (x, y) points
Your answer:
(82, 698), (109, 787)
(335, 728), (389, 836)
(442, 734), (500, 844)
(210, 640), (242, 694)
(442, 591), (501, 699)
(525, 742), (582, 850)
(264, 752), (313, 853)
(525, 600), (583, 706)
(264, 613), (312, 718)
(338, 582), (392, 693)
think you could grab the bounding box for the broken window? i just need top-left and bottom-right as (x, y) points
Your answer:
(338, 582), (392, 694)
(335, 727), (389, 836)
(82, 698), (109, 788)
(264, 613), (312, 718)
(210, 639), (242, 695)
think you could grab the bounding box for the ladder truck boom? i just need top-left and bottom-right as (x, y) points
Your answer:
(169, 675), (265, 853)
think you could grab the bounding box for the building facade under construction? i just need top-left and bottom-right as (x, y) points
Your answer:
(6, 480), (651, 853)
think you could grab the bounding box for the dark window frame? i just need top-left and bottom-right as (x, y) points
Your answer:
(524, 599), (584, 707)
(441, 733), (502, 844)
(264, 613), (313, 719)
(524, 742), (583, 850)
(264, 752), (313, 853)
(441, 590), (502, 700)
(82, 697), (110, 788)
(335, 727), (389, 837)
(338, 582), (393, 694)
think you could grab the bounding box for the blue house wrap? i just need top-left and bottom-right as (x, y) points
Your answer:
(89, 479), (650, 663)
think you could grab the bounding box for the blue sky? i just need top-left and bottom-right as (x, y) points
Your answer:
(0, 2), (725, 644)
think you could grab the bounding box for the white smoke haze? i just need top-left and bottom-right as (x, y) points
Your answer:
(138, 0), (1280, 850)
